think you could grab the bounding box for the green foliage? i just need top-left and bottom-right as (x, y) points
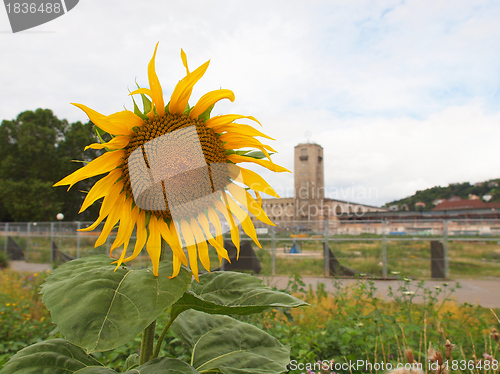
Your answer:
(0, 270), (53, 367)
(0, 252), (8, 269)
(2, 265), (499, 374)
(385, 178), (500, 210)
(1, 339), (202, 374)
(0, 109), (101, 221)
(2, 257), (298, 373)
(40, 256), (191, 353)
(241, 276), (499, 374)
(172, 310), (290, 374)
(171, 271), (307, 317)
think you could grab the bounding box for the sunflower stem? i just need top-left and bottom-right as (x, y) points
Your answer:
(152, 309), (184, 359)
(140, 320), (157, 365)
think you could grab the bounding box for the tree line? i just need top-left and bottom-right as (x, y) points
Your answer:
(0, 109), (102, 222)
(385, 179), (500, 211)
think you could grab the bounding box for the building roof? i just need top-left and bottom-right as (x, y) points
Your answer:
(433, 199), (500, 211)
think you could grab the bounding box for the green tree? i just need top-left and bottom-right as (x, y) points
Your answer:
(0, 109), (101, 222)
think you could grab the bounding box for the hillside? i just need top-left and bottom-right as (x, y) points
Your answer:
(384, 178), (500, 211)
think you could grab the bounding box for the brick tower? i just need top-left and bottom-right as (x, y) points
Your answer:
(294, 143), (324, 221)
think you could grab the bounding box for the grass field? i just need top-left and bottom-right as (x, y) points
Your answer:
(1, 233), (499, 279)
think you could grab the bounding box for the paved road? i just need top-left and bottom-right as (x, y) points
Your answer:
(260, 276), (500, 309)
(9, 261), (51, 273)
(9, 261), (499, 309)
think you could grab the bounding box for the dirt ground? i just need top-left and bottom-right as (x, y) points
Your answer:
(9, 261), (499, 308)
(262, 275), (500, 309)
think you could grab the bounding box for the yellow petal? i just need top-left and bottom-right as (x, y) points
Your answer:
(84, 136), (130, 151)
(170, 221), (189, 266)
(123, 210), (147, 263)
(190, 218), (210, 272)
(169, 60), (210, 115)
(181, 49), (190, 74)
(72, 104), (140, 135)
(78, 182), (124, 232)
(148, 43), (165, 117)
(220, 133), (277, 152)
(129, 87), (153, 97)
(157, 219), (188, 266)
(221, 138), (274, 161)
(169, 255), (182, 279)
(95, 192), (126, 248)
(54, 150), (124, 190)
(244, 190), (275, 226)
(207, 207), (224, 249)
(225, 194), (261, 249)
(113, 246), (128, 270)
(206, 114), (261, 129)
(79, 169), (121, 213)
(215, 199), (239, 252)
(110, 199), (135, 253)
(238, 166), (280, 198)
(180, 219), (199, 282)
(197, 212), (229, 263)
(227, 154), (290, 173)
(189, 89), (235, 119)
(213, 123), (274, 140)
(146, 216), (162, 276)
(226, 181), (274, 226)
(255, 191), (262, 205)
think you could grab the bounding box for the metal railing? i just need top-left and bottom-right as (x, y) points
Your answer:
(2, 219), (499, 279)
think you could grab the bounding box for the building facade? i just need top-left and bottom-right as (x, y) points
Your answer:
(261, 143), (385, 231)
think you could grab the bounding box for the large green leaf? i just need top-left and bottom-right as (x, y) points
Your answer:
(0, 339), (103, 374)
(77, 358), (201, 374)
(40, 255), (191, 353)
(171, 271), (307, 316)
(172, 310), (290, 374)
(0, 339), (200, 374)
(123, 358), (201, 374)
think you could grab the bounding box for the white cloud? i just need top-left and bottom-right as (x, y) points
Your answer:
(1, 0), (499, 207)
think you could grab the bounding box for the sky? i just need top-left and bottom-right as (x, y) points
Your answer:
(1, 0), (500, 207)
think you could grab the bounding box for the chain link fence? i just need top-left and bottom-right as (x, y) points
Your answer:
(2, 219), (499, 279)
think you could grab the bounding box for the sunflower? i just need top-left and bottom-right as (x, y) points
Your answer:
(54, 44), (289, 279)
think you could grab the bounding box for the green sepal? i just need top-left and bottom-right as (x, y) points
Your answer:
(184, 103), (192, 115)
(144, 211), (152, 227)
(129, 89), (148, 121)
(225, 149), (248, 156)
(197, 104), (214, 122)
(245, 150), (274, 159)
(165, 101), (170, 114)
(135, 81), (152, 115)
(225, 150), (274, 160)
(93, 125), (108, 145)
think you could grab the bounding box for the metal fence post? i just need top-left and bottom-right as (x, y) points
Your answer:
(4, 222), (9, 255)
(324, 216), (329, 277)
(271, 226), (276, 276)
(50, 222), (55, 263)
(382, 220), (388, 278)
(26, 222), (31, 261)
(76, 221), (81, 258)
(443, 219), (449, 278)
